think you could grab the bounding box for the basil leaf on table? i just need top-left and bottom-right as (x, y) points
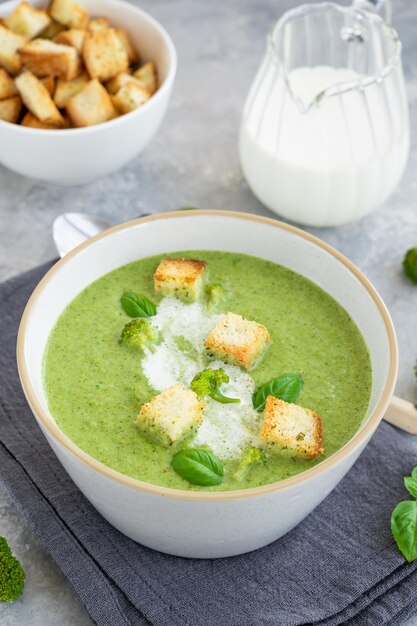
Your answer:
(253, 373), (303, 412)
(171, 448), (224, 486)
(121, 292), (156, 318)
(404, 476), (417, 499)
(391, 500), (417, 562)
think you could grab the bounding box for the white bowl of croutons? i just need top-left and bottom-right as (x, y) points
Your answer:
(0, 0), (176, 184)
(17, 211), (398, 558)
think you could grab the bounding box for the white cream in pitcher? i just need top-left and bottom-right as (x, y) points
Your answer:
(240, 64), (409, 227)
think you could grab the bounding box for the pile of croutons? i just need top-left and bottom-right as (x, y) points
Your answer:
(0, 0), (157, 128)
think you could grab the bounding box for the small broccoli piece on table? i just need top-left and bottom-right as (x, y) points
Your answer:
(403, 248), (417, 284)
(119, 319), (158, 352)
(233, 446), (266, 481)
(190, 368), (240, 404)
(0, 536), (25, 602)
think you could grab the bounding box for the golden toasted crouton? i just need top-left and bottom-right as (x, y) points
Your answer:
(82, 28), (128, 82)
(205, 312), (271, 370)
(4, 2), (51, 39)
(133, 62), (157, 95)
(260, 397), (324, 459)
(53, 70), (88, 107)
(54, 28), (85, 53)
(19, 38), (81, 80)
(15, 70), (64, 125)
(48, 0), (89, 29)
(40, 74), (55, 94)
(0, 94), (21, 122)
(136, 384), (205, 447)
(66, 78), (116, 126)
(105, 71), (132, 94)
(39, 19), (65, 39)
(21, 111), (51, 127)
(0, 68), (17, 98)
(115, 28), (137, 64)
(107, 72), (152, 96)
(112, 81), (149, 114)
(87, 17), (109, 32)
(154, 257), (208, 302)
(21, 110), (69, 128)
(0, 25), (26, 75)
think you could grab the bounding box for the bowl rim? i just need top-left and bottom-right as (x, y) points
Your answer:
(0, 0), (177, 135)
(16, 210), (398, 501)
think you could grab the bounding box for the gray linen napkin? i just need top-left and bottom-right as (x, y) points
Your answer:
(1, 261), (417, 626)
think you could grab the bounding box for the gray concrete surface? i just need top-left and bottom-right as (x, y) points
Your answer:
(0, 0), (416, 623)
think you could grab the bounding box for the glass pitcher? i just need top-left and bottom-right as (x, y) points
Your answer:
(239, 0), (409, 227)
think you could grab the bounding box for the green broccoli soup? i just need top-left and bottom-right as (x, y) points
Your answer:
(43, 250), (372, 491)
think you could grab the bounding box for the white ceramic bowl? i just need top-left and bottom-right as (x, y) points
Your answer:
(0, 0), (176, 185)
(17, 211), (397, 558)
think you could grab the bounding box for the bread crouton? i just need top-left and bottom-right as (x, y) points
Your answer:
(106, 72), (151, 95)
(205, 312), (271, 370)
(54, 28), (85, 53)
(112, 81), (149, 114)
(82, 28), (128, 81)
(154, 257), (207, 303)
(0, 25), (26, 75)
(0, 94), (21, 123)
(21, 110), (70, 128)
(21, 110), (52, 127)
(65, 78), (116, 126)
(53, 70), (88, 107)
(115, 28), (138, 64)
(48, 0), (89, 29)
(4, 2), (51, 39)
(15, 70), (64, 125)
(0, 68), (17, 99)
(39, 19), (65, 39)
(19, 38), (81, 80)
(136, 384), (205, 447)
(105, 71), (132, 94)
(87, 17), (109, 32)
(259, 397), (323, 459)
(40, 74), (55, 94)
(133, 62), (157, 94)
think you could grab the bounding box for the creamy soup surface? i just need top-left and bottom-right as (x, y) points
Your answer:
(44, 251), (372, 491)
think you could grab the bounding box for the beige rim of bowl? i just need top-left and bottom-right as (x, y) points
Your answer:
(16, 210), (398, 501)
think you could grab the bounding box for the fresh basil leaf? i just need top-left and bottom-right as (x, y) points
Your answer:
(412, 466), (417, 481)
(171, 448), (224, 486)
(121, 292), (156, 318)
(253, 373), (303, 412)
(404, 476), (417, 499)
(391, 500), (417, 562)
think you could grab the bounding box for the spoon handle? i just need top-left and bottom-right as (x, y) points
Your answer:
(384, 395), (417, 434)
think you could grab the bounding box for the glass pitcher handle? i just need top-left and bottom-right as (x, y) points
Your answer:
(352, 0), (392, 24)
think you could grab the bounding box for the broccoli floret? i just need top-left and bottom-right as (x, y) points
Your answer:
(205, 283), (225, 311)
(190, 368), (240, 404)
(403, 248), (417, 284)
(0, 536), (25, 602)
(233, 446), (266, 481)
(119, 319), (158, 352)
